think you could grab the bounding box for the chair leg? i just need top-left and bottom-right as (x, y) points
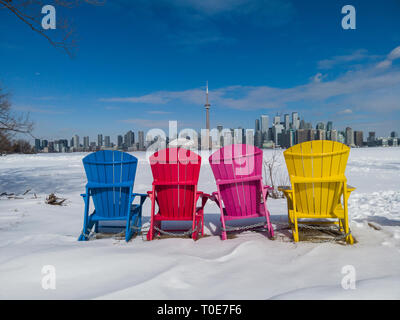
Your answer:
(343, 218), (354, 244)
(201, 214), (204, 236)
(147, 216), (154, 241)
(94, 221), (99, 233)
(125, 213), (133, 242)
(192, 213), (203, 241)
(293, 215), (299, 242)
(264, 208), (274, 238)
(78, 219), (95, 241)
(220, 216), (228, 240)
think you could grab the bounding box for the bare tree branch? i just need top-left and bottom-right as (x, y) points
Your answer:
(0, 0), (105, 57)
(0, 88), (34, 138)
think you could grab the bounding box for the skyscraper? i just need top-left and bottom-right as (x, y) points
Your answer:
(284, 114), (290, 130)
(138, 131), (145, 150)
(260, 115), (269, 133)
(34, 139), (41, 151)
(272, 123), (284, 146)
(117, 135), (123, 148)
(345, 127), (354, 147)
(354, 131), (363, 147)
(104, 136), (111, 148)
(73, 135), (79, 150)
(245, 129), (254, 146)
(97, 134), (103, 147)
(292, 112), (299, 130)
(83, 136), (89, 149)
(254, 130), (262, 148)
(255, 119), (260, 132)
(316, 122), (325, 130)
(124, 130), (135, 148)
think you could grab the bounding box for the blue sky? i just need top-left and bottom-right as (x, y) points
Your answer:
(1, 0), (400, 142)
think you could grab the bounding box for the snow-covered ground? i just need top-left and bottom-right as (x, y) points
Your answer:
(0, 147), (400, 299)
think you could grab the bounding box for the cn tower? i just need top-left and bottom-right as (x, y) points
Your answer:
(205, 81), (210, 132)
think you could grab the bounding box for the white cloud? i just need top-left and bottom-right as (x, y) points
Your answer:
(317, 49), (379, 69)
(376, 46), (400, 69)
(102, 45), (400, 116)
(337, 109), (353, 115)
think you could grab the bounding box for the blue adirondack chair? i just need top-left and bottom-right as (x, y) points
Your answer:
(78, 150), (147, 242)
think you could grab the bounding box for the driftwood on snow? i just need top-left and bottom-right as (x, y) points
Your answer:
(45, 193), (67, 206)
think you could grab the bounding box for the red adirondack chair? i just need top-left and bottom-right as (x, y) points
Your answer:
(209, 144), (274, 240)
(147, 148), (210, 240)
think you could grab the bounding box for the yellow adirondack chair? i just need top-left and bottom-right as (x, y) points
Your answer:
(279, 140), (355, 244)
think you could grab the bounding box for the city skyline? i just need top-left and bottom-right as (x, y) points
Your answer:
(33, 109), (399, 153)
(1, 1), (399, 141)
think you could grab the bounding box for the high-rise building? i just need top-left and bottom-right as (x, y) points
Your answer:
(327, 121), (333, 132)
(97, 134), (103, 147)
(390, 131), (398, 138)
(292, 112), (300, 130)
(223, 130), (233, 146)
(73, 135), (79, 150)
(255, 119), (260, 132)
(233, 128), (243, 144)
(124, 130), (135, 148)
(330, 130), (338, 142)
(272, 123), (284, 145)
(117, 135), (123, 148)
(254, 130), (263, 148)
(138, 131), (145, 150)
(34, 139), (41, 151)
(354, 131), (363, 147)
(316, 122), (325, 130)
(316, 129), (326, 140)
(245, 129), (254, 146)
(41, 140), (48, 149)
(83, 136), (89, 149)
(284, 114), (290, 130)
(260, 115), (269, 134)
(281, 129), (295, 148)
(345, 127), (354, 147)
(104, 136), (111, 148)
(217, 125), (223, 133)
(297, 129), (315, 144)
(273, 115), (280, 126)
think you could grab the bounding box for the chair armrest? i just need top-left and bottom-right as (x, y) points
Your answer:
(132, 193), (148, 198)
(347, 185), (356, 192)
(197, 191), (211, 198)
(80, 193), (87, 197)
(196, 191), (210, 208)
(278, 186), (292, 192)
(132, 193), (148, 206)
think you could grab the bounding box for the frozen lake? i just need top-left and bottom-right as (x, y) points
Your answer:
(0, 147), (400, 299)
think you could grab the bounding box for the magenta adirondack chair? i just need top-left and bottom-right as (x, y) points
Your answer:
(147, 147), (210, 241)
(209, 144), (274, 240)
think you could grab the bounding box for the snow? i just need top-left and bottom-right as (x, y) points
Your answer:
(0, 147), (400, 299)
